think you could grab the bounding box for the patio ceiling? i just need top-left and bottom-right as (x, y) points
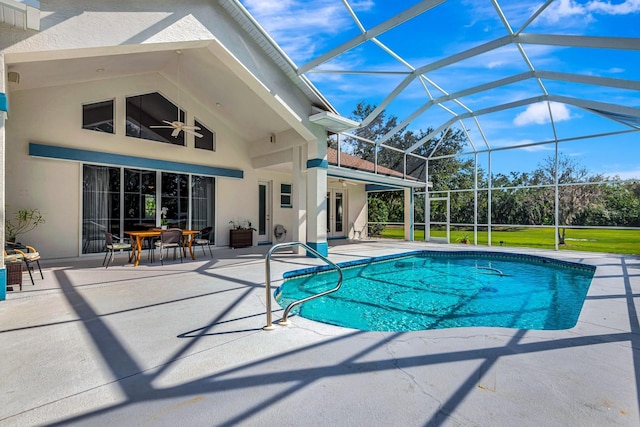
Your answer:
(235, 0), (640, 160)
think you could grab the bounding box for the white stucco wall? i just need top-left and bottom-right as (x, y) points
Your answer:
(0, 0), (350, 259)
(5, 71), (267, 257)
(0, 1), (316, 139)
(326, 181), (368, 240)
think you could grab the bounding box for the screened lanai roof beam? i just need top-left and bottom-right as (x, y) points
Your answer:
(492, 0), (551, 99)
(360, 73), (416, 128)
(308, 70), (412, 75)
(297, 0), (445, 75)
(513, 0), (554, 36)
(406, 95), (547, 153)
(517, 34), (640, 50)
(363, 32), (633, 132)
(415, 35), (513, 75)
(429, 128), (639, 160)
(341, 0), (422, 79)
(360, 35), (513, 129)
(376, 71), (534, 145)
(549, 95), (640, 128)
(387, 70), (640, 144)
(536, 71), (640, 91)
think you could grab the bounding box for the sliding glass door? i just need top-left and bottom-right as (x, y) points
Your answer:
(124, 168), (157, 231)
(192, 176), (215, 232)
(82, 165), (121, 253)
(82, 164), (216, 254)
(161, 172), (189, 229)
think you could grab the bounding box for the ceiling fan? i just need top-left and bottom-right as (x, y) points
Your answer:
(150, 50), (203, 138)
(337, 179), (357, 187)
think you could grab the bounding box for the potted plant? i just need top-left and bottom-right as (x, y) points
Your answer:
(228, 218), (256, 248)
(5, 208), (45, 243)
(160, 207), (169, 230)
(457, 233), (471, 244)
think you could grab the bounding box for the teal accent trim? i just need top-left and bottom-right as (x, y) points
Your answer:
(281, 205), (292, 209)
(0, 93), (7, 113)
(307, 158), (328, 169)
(306, 241), (328, 257)
(29, 143), (244, 178)
(257, 241), (272, 246)
(0, 268), (6, 301)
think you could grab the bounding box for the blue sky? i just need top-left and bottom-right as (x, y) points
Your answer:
(239, 0), (640, 180)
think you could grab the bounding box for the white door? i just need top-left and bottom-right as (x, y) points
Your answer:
(326, 190), (346, 238)
(258, 181), (271, 243)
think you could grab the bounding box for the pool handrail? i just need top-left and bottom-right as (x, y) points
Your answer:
(264, 241), (343, 330)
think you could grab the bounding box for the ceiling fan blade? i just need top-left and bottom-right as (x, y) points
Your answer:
(163, 120), (175, 126)
(184, 129), (203, 138)
(171, 128), (181, 137)
(150, 125), (174, 129)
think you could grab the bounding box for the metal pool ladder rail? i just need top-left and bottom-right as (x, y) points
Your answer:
(264, 242), (343, 330)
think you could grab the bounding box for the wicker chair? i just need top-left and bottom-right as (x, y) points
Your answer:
(5, 242), (42, 286)
(154, 228), (183, 265)
(103, 231), (132, 268)
(192, 226), (214, 257)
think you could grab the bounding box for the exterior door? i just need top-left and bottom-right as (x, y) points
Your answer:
(326, 190), (346, 238)
(258, 181), (271, 243)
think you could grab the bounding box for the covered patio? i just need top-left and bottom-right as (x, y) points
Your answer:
(1, 241), (638, 425)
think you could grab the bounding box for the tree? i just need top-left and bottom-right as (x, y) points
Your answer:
(533, 154), (603, 244)
(576, 179), (640, 227)
(367, 197), (389, 236)
(344, 103), (474, 230)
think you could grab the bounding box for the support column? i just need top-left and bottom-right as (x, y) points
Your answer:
(306, 128), (328, 256)
(404, 187), (414, 241)
(291, 145), (307, 255)
(1, 56), (8, 301)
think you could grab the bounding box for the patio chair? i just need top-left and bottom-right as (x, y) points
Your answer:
(103, 231), (132, 268)
(192, 226), (214, 257)
(154, 228), (183, 265)
(5, 242), (42, 286)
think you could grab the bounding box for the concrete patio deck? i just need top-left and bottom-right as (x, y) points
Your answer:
(1, 240), (638, 426)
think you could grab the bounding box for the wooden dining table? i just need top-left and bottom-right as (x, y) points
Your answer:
(125, 229), (200, 266)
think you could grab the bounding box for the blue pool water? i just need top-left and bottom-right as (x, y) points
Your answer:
(275, 251), (596, 332)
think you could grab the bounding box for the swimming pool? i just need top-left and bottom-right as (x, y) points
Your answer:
(275, 251), (596, 332)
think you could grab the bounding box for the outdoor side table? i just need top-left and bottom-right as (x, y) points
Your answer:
(6, 262), (23, 291)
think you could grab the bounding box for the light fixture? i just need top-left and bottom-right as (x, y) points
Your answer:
(150, 50), (203, 138)
(8, 71), (20, 84)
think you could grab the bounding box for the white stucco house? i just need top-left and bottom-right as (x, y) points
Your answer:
(0, 0), (421, 298)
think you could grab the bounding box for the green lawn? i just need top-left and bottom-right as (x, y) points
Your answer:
(378, 225), (640, 255)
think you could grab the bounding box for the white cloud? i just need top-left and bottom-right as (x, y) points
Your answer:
(518, 143), (555, 152)
(588, 0), (640, 15)
(487, 61), (505, 69)
(513, 102), (572, 126)
(350, 0), (375, 12)
(240, 0), (354, 63)
(540, 0), (640, 24)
